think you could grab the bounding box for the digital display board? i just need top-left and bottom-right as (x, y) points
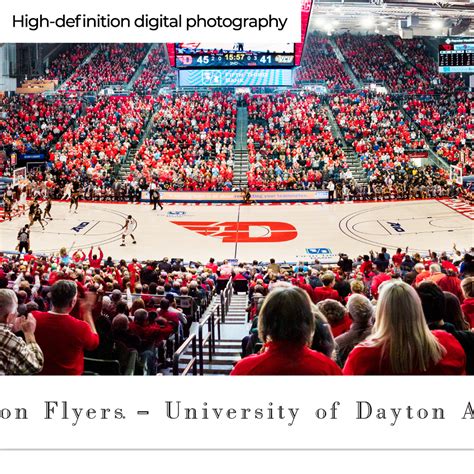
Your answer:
(438, 42), (474, 73)
(175, 42), (294, 69)
(178, 68), (293, 87)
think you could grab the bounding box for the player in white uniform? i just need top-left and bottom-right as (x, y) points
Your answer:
(18, 188), (28, 214)
(120, 215), (137, 246)
(62, 182), (73, 200)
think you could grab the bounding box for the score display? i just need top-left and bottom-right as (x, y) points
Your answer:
(178, 69), (293, 87)
(439, 42), (474, 73)
(175, 42), (294, 69)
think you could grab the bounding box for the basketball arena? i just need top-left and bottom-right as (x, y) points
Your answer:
(0, 0), (473, 378)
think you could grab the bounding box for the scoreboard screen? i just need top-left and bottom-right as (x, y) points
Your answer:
(178, 69), (293, 87)
(439, 42), (474, 73)
(175, 42), (295, 69)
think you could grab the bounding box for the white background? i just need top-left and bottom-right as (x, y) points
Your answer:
(0, 378), (474, 448)
(0, 0), (301, 43)
(1, 377), (474, 471)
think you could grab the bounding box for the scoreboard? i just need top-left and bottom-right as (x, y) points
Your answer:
(175, 43), (295, 69)
(178, 69), (293, 87)
(176, 52), (294, 69)
(439, 41), (474, 73)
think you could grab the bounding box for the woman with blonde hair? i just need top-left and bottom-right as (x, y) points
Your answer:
(343, 280), (466, 375)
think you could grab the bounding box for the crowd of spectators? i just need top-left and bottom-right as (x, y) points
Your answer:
(336, 33), (425, 93)
(48, 95), (154, 190)
(392, 38), (466, 93)
(2, 241), (473, 375)
(403, 93), (473, 173)
(246, 92), (347, 190)
(62, 44), (149, 92)
(45, 44), (97, 84)
(0, 95), (82, 155)
(295, 34), (354, 90)
(129, 92), (236, 191)
(235, 245), (474, 375)
(132, 46), (175, 94)
(0, 250), (220, 375)
(330, 92), (428, 174)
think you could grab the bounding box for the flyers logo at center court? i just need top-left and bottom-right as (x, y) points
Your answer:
(171, 221), (298, 243)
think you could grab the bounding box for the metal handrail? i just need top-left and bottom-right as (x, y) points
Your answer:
(172, 334), (198, 376)
(197, 306), (222, 375)
(219, 278), (233, 323)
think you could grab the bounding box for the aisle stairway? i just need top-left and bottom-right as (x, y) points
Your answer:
(232, 107), (250, 189)
(324, 105), (367, 184)
(329, 38), (362, 89)
(386, 38), (425, 83)
(116, 108), (157, 180)
(178, 294), (249, 375)
(343, 148), (368, 184)
(126, 43), (156, 90)
(57, 45), (99, 90)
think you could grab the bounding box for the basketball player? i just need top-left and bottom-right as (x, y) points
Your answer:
(3, 193), (13, 221)
(120, 215), (136, 246)
(28, 198), (40, 225)
(18, 186), (28, 215)
(43, 196), (53, 220)
(69, 182), (81, 213)
(62, 181), (73, 201)
(31, 205), (45, 230)
(241, 187), (255, 205)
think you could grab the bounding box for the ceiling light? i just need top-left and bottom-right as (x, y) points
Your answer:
(361, 16), (376, 28)
(431, 18), (444, 29)
(314, 17), (327, 28)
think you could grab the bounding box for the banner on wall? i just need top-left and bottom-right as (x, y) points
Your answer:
(142, 190), (329, 203)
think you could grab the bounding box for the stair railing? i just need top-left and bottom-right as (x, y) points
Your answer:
(172, 334), (198, 376)
(197, 306), (222, 375)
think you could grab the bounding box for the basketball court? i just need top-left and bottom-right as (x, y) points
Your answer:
(0, 198), (472, 262)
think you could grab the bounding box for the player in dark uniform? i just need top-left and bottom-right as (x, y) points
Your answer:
(31, 206), (45, 230)
(43, 196), (53, 220)
(241, 187), (255, 205)
(3, 194), (13, 221)
(69, 181), (81, 213)
(28, 199), (40, 226)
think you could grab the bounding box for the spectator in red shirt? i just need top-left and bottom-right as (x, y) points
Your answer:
(392, 248), (406, 267)
(437, 270), (464, 304)
(205, 258), (218, 273)
(88, 246), (104, 269)
(231, 286), (342, 376)
(313, 271), (340, 303)
(343, 280), (466, 375)
(33, 280), (99, 375)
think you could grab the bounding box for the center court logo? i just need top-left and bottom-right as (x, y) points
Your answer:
(171, 221), (298, 243)
(71, 221), (90, 233)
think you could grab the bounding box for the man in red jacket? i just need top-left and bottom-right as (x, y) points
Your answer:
(313, 271), (340, 303)
(33, 280), (99, 375)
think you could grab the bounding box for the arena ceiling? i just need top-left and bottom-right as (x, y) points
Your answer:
(309, 0), (474, 37)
